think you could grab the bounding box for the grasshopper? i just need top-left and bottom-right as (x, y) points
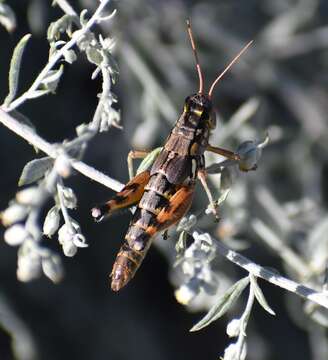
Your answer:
(91, 21), (253, 291)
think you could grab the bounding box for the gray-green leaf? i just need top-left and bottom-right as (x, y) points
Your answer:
(4, 34), (31, 106)
(0, 3), (16, 32)
(26, 89), (52, 99)
(19, 157), (54, 186)
(47, 14), (75, 42)
(190, 277), (250, 332)
(39, 65), (64, 93)
(86, 47), (103, 66)
(136, 147), (162, 175)
(250, 275), (275, 316)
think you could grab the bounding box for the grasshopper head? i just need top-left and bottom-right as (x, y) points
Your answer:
(184, 93), (217, 130)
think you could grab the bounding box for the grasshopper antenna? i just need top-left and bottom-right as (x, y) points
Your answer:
(186, 19), (204, 94)
(208, 40), (253, 98)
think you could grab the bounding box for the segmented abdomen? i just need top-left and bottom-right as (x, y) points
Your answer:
(111, 173), (176, 291)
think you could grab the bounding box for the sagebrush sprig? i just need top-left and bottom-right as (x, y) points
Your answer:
(2, 0), (115, 112)
(0, 1), (16, 32)
(174, 230), (328, 309)
(0, 0), (121, 283)
(0, 109), (123, 191)
(1, 2), (328, 359)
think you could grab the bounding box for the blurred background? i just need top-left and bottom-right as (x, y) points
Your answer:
(1, 0), (328, 359)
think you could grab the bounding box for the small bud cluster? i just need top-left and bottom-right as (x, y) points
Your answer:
(174, 232), (218, 305)
(47, 8), (120, 132)
(1, 183), (66, 283)
(52, 183), (88, 257)
(223, 341), (247, 360)
(1, 171), (87, 283)
(0, 2), (119, 287)
(16, 240), (64, 283)
(58, 221), (88, 257)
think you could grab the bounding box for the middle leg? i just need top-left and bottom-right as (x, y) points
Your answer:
(206, 144), (240, 161)
(197, 169), (220, 221)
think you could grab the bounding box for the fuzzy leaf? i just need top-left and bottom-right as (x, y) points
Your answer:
(18, 157), (53, 186)
(4, 34), (31, 106)
(190, 277), (250, 332)
(47, 14), (75, 42)
(136, 147), (162, 174)
(40, 65), (64, 93)
(250, 275), (275, 316)
(0, 3), (16, 32)
(86, 47), (103, 66)
(26, 89), (52, 99)
(103, 51), (119, 83)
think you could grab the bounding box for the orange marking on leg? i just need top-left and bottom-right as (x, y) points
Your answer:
(154, 184), (195, 232)
(91, 170), (150, 221)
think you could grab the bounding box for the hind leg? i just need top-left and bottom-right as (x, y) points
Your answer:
(144, 184), (196, 237)
(91, 170), (150, 222)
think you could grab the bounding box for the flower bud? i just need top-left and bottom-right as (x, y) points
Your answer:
(42, 255), (64, 283)
(236, 135), (269, 172)
(43, 206), (61, 237)
(62, 241), (77, 257)
(236, 141), (260, 172)
(61, 187), (77, 209)
(17, 253), (41, 282)
(223, 342), (247, 360)
(226, 318), (241, 337)
(1, 203), (28, 226)
(58, 224), (74, 245)
(54, 154), (71, 178)
(4, 224), (29, 246)
(175, 284), (197, 305)
(16, 187), (44, 206)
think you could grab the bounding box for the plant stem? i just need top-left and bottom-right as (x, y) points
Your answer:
(0, 108), (123, 192)
(2, 0), (112, 112)
(210, 233), (328, 309)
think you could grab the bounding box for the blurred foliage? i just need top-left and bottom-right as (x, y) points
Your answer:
(0, 0), (328, 359)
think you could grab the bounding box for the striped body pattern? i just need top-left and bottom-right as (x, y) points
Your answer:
(92, 94), (216, 291)
(112, 173), (175, 291)
(91, 21), (252, 291)
(111, 95), (214, 290)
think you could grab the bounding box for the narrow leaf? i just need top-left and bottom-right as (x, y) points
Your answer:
(250, 275), (275, 316)
(26, 89), (52, 99)
(136, 147), (162, 174)
(18, 157), (53, 186)
(40, 65), (64, 86)
(39, 65), (64, 93)
(4, 34), (31, 106)
(0, 3), (17, 32)
(190, 277), (250, 332)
